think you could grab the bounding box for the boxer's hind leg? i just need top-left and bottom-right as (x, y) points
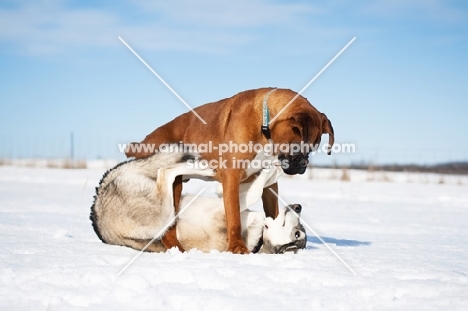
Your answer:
(156, 163), (187, 251)
(160, 175), (185, 251)
(157, 162), (215, 251)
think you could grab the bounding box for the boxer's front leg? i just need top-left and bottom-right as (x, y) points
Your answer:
(161, 175), (185, 252)
(222, 169), (250, 254)
(262, 182), (279, 219)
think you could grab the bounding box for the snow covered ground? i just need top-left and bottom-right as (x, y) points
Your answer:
(1, 165), (467, 310)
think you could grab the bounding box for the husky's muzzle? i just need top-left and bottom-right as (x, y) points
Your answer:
(275, 204), (307, 254)
(274, 228), (307, 254)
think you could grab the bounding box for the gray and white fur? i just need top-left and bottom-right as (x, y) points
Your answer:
(90, 151), (307, 253)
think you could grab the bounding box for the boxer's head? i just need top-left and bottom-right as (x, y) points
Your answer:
(270, 96), (334, 175)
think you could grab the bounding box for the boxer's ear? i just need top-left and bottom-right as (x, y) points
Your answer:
(321, 113), (334, 155)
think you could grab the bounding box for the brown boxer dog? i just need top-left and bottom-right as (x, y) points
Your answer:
(125, 87), (334, 254)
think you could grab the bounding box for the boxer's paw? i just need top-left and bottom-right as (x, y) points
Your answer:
(228, 244), (250, 254)
(161, 226), (186, 252)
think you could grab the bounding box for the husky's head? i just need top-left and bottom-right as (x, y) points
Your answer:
(259, 204), (307, 254)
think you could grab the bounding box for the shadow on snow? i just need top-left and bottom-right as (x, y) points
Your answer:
(306, 236), (371, 249)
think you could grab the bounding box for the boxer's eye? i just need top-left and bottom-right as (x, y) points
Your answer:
(292, 127), (301, 137)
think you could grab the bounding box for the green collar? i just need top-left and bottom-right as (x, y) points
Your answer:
(261, 88), (277, 141)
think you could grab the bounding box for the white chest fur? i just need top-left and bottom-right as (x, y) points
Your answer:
(217, 154), (284, 211)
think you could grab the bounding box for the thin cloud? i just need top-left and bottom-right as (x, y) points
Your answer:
(0, 0), (316, 56)
(133, 0), (317, 28)
(361, 0), (467, 23)
(0, 2), (118, 54)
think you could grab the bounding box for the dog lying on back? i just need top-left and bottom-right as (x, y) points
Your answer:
(90, 151), (307, 253)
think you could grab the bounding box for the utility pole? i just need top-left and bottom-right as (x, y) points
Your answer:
(70, 132), (74, 160)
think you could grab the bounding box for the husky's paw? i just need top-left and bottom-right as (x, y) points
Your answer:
(185, 163), (216, 177)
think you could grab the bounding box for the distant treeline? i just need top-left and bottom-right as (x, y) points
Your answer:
(316, 162), (468, 175)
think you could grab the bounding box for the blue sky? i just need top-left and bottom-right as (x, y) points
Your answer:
(1, 0), (467, 165)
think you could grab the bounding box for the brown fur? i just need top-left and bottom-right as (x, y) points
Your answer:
(126, 88), (334, 253)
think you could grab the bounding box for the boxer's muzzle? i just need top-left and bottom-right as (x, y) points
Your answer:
(278, 152), (309, 175)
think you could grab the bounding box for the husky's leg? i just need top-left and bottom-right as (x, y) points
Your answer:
(157, 162), (215, 251)
(156, 162), (215, 206)
(240, 168), (276, 211)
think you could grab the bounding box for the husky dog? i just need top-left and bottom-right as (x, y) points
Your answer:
(90, 151), (307, 253)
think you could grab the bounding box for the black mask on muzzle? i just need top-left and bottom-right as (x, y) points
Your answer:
(279, 153), (309, 175)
